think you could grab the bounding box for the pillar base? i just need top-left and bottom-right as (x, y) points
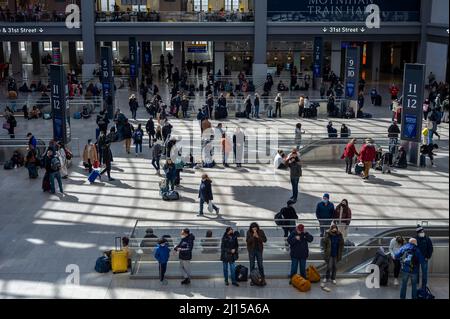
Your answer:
(82, 64), (97, 83)
(252, 63), (268, 83)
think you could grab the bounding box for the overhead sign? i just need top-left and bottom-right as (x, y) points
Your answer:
(313, 37), (323, 78)
(0, 27), (44, 34)
(101, 46), (114, 119)
(187, 43), (208, 53)
(344, 47), (360, 100)
(322, 26), (367, 33)
(50, 64), (71, 145)
(401, 64), (425, 142)
(129, 37), (137, 80)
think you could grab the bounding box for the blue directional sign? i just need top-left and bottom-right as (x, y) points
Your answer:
(345, 47), (360, 100)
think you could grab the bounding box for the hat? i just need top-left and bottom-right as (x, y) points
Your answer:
(323, 193), (330, 199)
(145, 228), (154, 234)
(287, 200), (296, 206)
(297, 224), (305, 232)
(409, 238), (418, 245)
(416, 224), (424, 233)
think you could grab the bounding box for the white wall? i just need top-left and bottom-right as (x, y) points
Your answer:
(431, 0), (449, 24)
(425, 42), (448, 82)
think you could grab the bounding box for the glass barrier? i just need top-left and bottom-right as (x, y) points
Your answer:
(267, 11), (420, 23)
(0, 10), (76, 23)
(95, 10), (254, 23)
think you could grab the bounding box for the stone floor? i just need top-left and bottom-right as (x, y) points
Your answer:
(0, 81), (448, 299)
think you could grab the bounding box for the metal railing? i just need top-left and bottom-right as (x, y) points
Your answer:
(0, 11), (75, 23)
(267, 11), (420, 23)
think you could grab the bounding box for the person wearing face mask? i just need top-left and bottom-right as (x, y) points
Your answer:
(389, 235), (405, 286)
(316, 194), (335, 238)
(332, 199), (352, 239)
(414, 225), (434, 289)
(321, 224), (344, 286)
(174, 228), (196, 285)
(221, 227), (240, 287)
(287, 224), (314, 284)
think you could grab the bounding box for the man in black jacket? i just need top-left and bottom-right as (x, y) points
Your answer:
(388, 120), (401, 154)
(415, 225), (434, 289)
(174, 228), (196, 285)
(288, 224), (313, 283)
(279, 200), (299, 238)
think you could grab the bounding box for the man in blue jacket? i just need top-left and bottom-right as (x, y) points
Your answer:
(287, 224), (314, 283)
(395, 238), (425, 299)
(414, 225), (434, 289)
(316, 193), (335, 238)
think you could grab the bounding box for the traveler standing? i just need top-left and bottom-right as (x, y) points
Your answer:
(295, 123), (305, 150)
(100, 138), (114, 182)
(395, 238), (425, 299)
(82, 139), (98, 173)
(244, 95), (252, 119)
(414, 225), (434, 289)
(387, 120), (401, 154)
(316, 193), (335, 238)
(342, 138), (359, 174)
(321, 224), (344, 286)
(285, 150), (302, 203)
(288, 224), (313, 282)
(129, 94), (138, 120)
(233, 127), (245, 168)
(389, 236), (405, 286)
(45, 149), (64, 194)
(154, 238), (170, 285)
(246, 223), (267, 286)
(221, 227), (240, 286)
(174, 228), (196, 285)
(332, 199), (352, 238)
(163, 159), (176, 191)
(151, 139), (162, 175)
(221, 133), (232, 167)
(197, 174), (220, 216)
(253, 93), (260, 118)
(274, 93), (282, 118)
(278, 200), (299, 238)
(133, 123), (144, 156)
(146, 117), (156, 147)
(358, 138), (377, 180)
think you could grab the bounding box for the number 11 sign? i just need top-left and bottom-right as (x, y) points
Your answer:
(401, 64), (425, 142)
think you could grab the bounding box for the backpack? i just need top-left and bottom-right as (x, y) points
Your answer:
(3, 160), (14, 170)
(162, 190), (180, 201)
(274, 208), (289, 226)
(250, 269), (264, 286)
(417, 287), (435, 300)
(402, 247), (419, 273)
(51, 157), (61, 171)
(235, 265), (249, 282)
(95, 256), (111, 273)
(134, 130), (143, 143)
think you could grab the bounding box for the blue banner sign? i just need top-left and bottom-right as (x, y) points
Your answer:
(50, 64), (71, 144)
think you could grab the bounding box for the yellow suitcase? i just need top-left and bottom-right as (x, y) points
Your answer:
(111, 237), (128, 274)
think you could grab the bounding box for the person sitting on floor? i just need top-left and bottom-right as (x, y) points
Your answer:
(29, 105), (41, 119)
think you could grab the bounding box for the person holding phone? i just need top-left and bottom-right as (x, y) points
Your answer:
(246, 223), (267, 286)
(287, 224), (314, 283)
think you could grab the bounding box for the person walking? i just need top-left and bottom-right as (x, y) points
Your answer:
(395, 238), (425, 299)
(133, 123), (144, 157)
(387, 120), (401, 155)
(321, 224), (344, 286)
(197, 174), (220, 216)
(274, 93), (282, 118)
(129, 94), (138, 120)
(295, 123), (305, 150)
(123, 119), (134, 154)
(174, 228), (196, 285)
(151, 139), (162, 175)
(154, 238), (170, 285)
(3, 109), (17, 138)
(342, 138), (359, 174)
(246, 223), (267, 286)
(221, 227), (240, 286)
(82, 139), (98, 173)
(288, 224), (314, 283)
(316, 193), (335, 238)
(415, 225), (434, 289)
(389, 235), (405, 286)
(146, 117), (156, 147)
(221, 133), (232, 167)
(233, 127), (245, 168)
(285, 150), (302, 203)
(100, 138), (114, 182)
(332, 199), (352, 239)
(253, 93), (260, 118)
(358, 138), (377, 180)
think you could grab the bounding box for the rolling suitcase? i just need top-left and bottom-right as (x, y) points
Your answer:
(95, 256), (111, 273)
(250, 269), (264, 286)
(111, 237), (128, 274)
(88, 170), (101, 184)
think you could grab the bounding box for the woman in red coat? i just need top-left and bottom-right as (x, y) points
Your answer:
(358, 138), (377, 180)
(342, 138), (359, 174)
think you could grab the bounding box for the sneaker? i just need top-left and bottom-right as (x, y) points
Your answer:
(322, 278), (328, 284)
(225, 281), (229, 286)
(196, 213), (204, 217)
(181, 279), (189, 285)
(332, 280), (337, 285)
(394, 278), (399, 286)
(232, 282), (239, 287)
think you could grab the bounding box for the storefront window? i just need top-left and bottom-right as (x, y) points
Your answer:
(225, 0), (239, 11)
(194, 0), (209, 12)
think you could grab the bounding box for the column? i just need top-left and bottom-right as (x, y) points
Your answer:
(294, 51), (301, 73)
(371, 42), (381, 82)
(68, 42), (78, 71)
(81, 0), (96, 79)
(10, 42), (22, 78)
(173, 42), (183, 71)
(331, 40), (342, 78)
(425, 42), (448, 82)
(214, 42), (225, 75)
(417, 0), (432, 64)
(252, 0), (268, 80)
(31, 42), (41, 75)
(1, 42), (6, 64)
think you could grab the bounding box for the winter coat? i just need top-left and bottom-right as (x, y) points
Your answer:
(154, 243), (170, 264)
(342, 143), (358, 159)
(415, 236), (434, 259)
(199, 179), (214, 201)
(83, 144), (98, 163)
(316, 202), (335, 220)
(123, 123), (134, 139)
(359, 143), (377, 162)
(322, 231), (344, 261)
(163, 163), (177, 181)
(146, 119), (155, 135)
(333, 204), (352, 225)
(246, 229), (267, 252)
(175, 234), (196, 261)
(220, 234), (239, 263)
(395, 243), (425, 274)
(287, 230), (314, 259)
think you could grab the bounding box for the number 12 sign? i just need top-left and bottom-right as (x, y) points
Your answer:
(401, 64), (425, 142)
